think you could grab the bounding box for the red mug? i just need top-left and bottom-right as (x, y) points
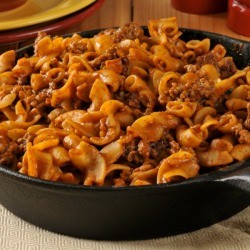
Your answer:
(237, 0), (250, 5)
(171, 0), (228, 14)
(227, 0), (250, 36)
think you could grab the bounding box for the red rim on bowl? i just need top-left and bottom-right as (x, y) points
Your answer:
(0, 0), (105, 44)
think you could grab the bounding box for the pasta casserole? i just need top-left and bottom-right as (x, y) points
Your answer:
(0, 17), (249, 186)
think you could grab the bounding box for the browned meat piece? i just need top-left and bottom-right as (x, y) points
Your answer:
(110, 22), (144, 43)
(114, 178), (126, 187)
(89, 47), (118, 70)
(17, 132), (36, 152)
(11, 85), (50, 110)
(232, 123), (243, 136)
(142, 139), (170, 162)
(184, 64), (198, 73)
(195, 44), (236, 79)
(114, 91), (145, 118)
(122, 138), (145, 166)
(238, 130), (250, 144)
(244, 102), (250, 129)
(113, 169), (131, 187)
(121, 136), (172, 167)
(169, 140), (181, 154)
(195, 44), (226, 69)
(0, 135), (20, 167)
(218, 57), (237, 79)
(232, 122), (250, 144)
(168, 77), (215, 103)
(195, 52), (218, 69)
(67, 41), (87, 54)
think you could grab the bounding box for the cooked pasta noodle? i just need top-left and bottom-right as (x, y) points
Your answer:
(0, 17), (249, 186)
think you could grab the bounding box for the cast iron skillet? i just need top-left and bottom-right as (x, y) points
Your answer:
(0, 28), (249, 241)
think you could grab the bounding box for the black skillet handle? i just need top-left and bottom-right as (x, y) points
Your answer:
(217, 161), (250, 199)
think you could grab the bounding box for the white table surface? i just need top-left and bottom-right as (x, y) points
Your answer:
(0, 204), (249, 250)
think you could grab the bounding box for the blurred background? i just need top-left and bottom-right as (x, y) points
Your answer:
(0, 0), (250, 53)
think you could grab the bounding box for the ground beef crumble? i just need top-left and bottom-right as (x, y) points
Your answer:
(218, 57), (237, 79)
(105, 22), (144, 43)
(168, 77), (215, 103)
(244, 102), (250, 130)
(232, 123), (250, 144)
(0, 135), (21, 167)
(120, 133), (179, 167)
(195, 46), (237, 79)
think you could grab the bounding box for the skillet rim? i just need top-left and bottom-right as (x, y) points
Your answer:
(15, 27), (250, 56)
(0, 157), (249, 192)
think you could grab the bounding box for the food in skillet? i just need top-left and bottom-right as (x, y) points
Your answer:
(0, 17), (249, 186)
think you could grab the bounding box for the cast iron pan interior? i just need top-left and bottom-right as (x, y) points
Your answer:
(0, 28), (249, 240)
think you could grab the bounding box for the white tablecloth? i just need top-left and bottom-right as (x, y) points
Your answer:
(0, 204), (249, 250)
